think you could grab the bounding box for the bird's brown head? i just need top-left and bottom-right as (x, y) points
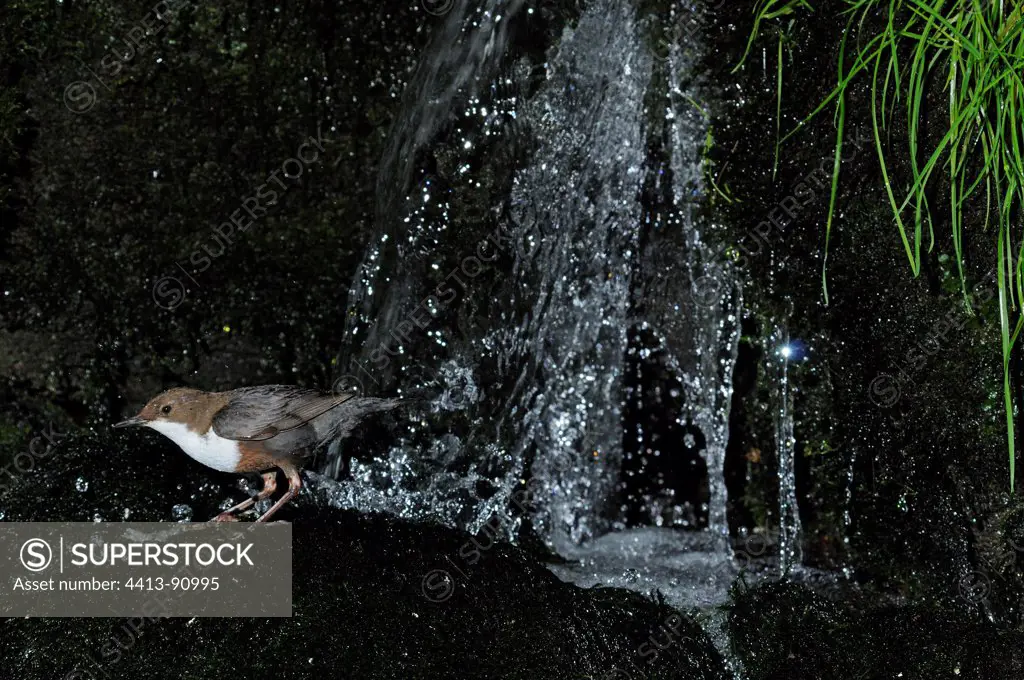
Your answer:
(113, 387), (222, 432)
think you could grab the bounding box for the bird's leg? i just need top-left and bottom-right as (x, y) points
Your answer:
(255, 462), (301, 523)
(211, 471), (278, 522)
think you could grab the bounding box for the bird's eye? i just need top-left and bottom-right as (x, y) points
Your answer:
(161, 405), (172, 415)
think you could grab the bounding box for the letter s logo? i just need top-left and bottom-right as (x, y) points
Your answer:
(20, 538), (52, 572)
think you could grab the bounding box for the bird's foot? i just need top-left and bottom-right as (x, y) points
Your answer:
(210, 511), (241, 522)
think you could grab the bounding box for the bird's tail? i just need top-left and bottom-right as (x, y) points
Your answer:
(315, 396), (403, 442)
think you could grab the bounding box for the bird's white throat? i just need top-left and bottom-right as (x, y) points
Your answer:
(146, 420), (241, 473)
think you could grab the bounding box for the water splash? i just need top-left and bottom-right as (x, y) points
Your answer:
(543, 0), (742, 611)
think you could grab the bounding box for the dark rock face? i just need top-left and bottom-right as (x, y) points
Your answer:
(729, 582), (1024, 680)
(0, 431), (728, 680)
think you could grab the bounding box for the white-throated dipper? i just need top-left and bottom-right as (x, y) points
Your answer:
(114, 386), (399, 522)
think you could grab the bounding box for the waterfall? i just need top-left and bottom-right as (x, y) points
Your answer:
(328, 0), (741, 566)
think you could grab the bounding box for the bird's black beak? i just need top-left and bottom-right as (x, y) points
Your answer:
(113, 416), (146, 428)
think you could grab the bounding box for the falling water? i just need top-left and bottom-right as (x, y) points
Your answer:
(671, 270), (741, 543)
(342, 0), (527, 372)
(842, 445), (857, 578)
(632, 0), (741, 542)
(500, 0), (649, 547)
(372, 0), (527, 240)
(775, 326), (803, 573)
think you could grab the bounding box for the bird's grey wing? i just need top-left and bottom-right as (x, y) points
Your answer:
(211, 386), (356, 441)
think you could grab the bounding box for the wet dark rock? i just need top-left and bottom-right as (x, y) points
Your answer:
(729, 581), (1024, 680)
(0, 431), (729, 680)
(968, 496), (1024, 626)
(0, 429), (235, 523)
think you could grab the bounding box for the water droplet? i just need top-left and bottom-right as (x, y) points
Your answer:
(172, 504), (193, 521)
(75, 478), (88, 492)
